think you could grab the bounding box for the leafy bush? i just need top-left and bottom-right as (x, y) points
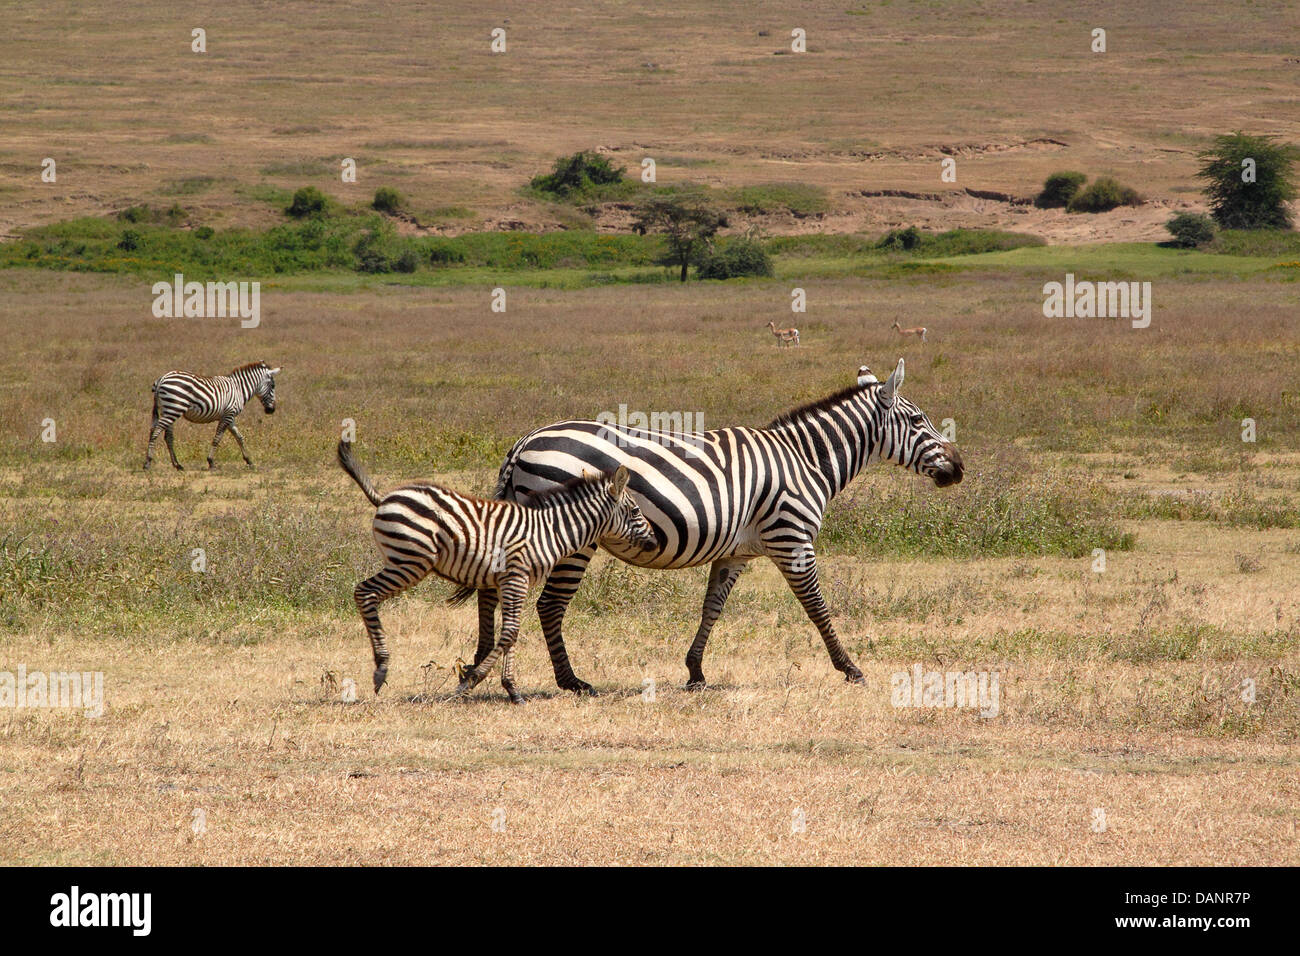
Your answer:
(193, 226), (215, 240)
(1197, 132), (1298, 230)
(117, 229), (141, 251)
(529, 151), (626, 198)
(1165, 212), (1217, 248)
(372, 186), (405, 215)
(1034, 171), (1087, 209)
(695, 237), (774, 279)
(286, 186), (331, 219)
(1067, 176), (1141, 213)
(878, 225), (923, 250)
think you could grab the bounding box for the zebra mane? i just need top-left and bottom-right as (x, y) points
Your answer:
(517, 472), (610, 508)
(230, 361), (269, 374)
(766, 383), (877, 429)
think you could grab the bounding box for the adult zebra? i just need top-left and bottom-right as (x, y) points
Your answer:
(450, 358), (963, 691)
(144, 361), (280, 470)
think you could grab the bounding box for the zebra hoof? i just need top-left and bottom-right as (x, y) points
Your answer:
(453, 679), (473, 697)
(173, 464), (184, 471)
(844, 669), (865, 685)
(560, 680), (595, 697)
(373, 665), (388, 694)
(685, 679), (707, 692)
(505, 689), (526, 705)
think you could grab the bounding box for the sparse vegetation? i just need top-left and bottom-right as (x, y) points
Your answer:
(372, 186), (406, 215)
(632, 192), (729, 282)
(1166, 211), (1217, 248)
(1034, 171), (1087, 209)
(1066, 176), (1142, 213)
(529, 151), (628, 199)
(1197, 132), (1297, 230)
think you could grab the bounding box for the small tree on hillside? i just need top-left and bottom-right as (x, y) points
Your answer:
(1197, 132), (1298, 230)
(632, 193), (728, 282)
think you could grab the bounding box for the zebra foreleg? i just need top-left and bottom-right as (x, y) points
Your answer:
(227, 422), (254, 467)
(354, 564), (427, 694)
(458, 573), (527, 701)
(535, 546), (598, 694)
(772, 548), (864, 684)
(684, 557), (749, 689)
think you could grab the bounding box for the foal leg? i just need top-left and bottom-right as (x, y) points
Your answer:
(354, 562), (430, 694)
(457, 572), (527, 697)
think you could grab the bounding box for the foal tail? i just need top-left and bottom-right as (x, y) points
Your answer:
(337, 441), (383, 508)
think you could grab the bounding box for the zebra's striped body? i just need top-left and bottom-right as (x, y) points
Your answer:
(337, 441), (655, 702)
(457, 359), (962, 692)
(144, 362), (280, 470)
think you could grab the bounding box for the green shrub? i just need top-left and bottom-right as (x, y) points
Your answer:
(878, 225), (923, 250)
(1067, 176), (1141, 213)
(1165, 212), (1217, 248)
(1034, 171), (1087, 209)
(193, 226), (215, 240)
(372, 186), (405, 215)
(117, 229), (141, 251)
(286, 186), (330, 219)
(695, 237), (774, 279)
(1197, 132), (1298, 230)
(529, 151), (626, 198)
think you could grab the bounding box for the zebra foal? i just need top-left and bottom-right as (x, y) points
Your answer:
(338, 441), (656, 703)
(144, 361), (280, 470)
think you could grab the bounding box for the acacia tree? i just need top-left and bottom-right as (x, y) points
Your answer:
(632, 193), (728, 282)
(1197, 132), (1297, 230)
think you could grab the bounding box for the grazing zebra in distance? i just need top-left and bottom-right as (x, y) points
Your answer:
(857, 365), (878, 385)
(144, 362), (281, 470)
(337, 441), (656, 703)
(449, 358), (963, 693)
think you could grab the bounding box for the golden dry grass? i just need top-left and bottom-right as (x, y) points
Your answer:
(1, 270), (1297, 865)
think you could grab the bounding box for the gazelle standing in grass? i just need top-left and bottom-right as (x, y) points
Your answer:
(891, 319), (927, 343)
(767, 320), (800, 347)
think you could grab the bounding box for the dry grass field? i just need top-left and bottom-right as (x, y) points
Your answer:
(0, 0), (1298, 867)
(1, 270), (1297, 865)
(2, 0), (1298, 241)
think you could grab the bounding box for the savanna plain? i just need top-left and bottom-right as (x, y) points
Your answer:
(1, 0), (1298, 865)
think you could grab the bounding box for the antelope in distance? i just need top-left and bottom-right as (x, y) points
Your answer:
(768, 320), (800, 347)
(891, 319), (927, 343)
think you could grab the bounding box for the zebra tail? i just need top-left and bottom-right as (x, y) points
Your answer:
(337, 440), (383, 507)
(445, 585), (476, 608)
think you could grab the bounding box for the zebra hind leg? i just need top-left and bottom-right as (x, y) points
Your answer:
(144, 421), (165, 470)
(535, 546), (598, 695)
(163, 426), (183, 470)
(207, 421), (229, 470)
(684, 558), (749, 689)
(354, 565), (427, 694)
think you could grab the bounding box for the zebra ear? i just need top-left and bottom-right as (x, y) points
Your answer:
(880, 359), (905, 407)
(609, 465), (630, 497)
(268, 367), (281, 376)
